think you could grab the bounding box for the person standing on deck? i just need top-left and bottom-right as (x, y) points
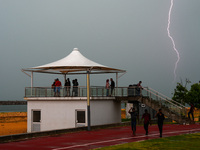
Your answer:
(106, 79), (110, 96)
(110, 78), (115, 96)
(136, 81), (143, 96)
(55, 78), (62, 97)
(74, 79), (79, 96)
(65, 78), (71, 96)
(52, 79), (56, 97)
(155, 109), (165, 137)
(128, 107), (139, 135)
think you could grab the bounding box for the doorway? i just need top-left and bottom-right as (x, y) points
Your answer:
(31, 110), (41, 132)
(75, 109), (86, 127)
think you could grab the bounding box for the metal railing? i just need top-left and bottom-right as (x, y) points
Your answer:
(24, 86), (187, 118)
(142, 87), (187, 118)
(25, 86), (143, 98)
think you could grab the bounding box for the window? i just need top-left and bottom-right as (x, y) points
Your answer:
(77, 111), (85, 123)
(33, 111), (41, 122)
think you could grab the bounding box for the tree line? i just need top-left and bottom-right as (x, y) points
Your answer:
(172, 79), (200, 108)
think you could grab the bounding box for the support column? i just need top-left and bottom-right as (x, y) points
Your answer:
(31, 71), (33, 88)
(116, 73), (118, 88)
(87, 71), (91, 131)
(31, 71), (33, 96)
(64, 74), (66, 97)
(116, 73), (118, 96)
(64, 74), (66, 83)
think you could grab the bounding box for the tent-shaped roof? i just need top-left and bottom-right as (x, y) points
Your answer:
(23, 48), (126, 75)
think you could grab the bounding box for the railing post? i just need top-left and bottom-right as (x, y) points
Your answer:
(116, 73), (118, 96)
(150, 92), (152, 106)
(160, 98), (162, 107)
(90, 88), (92, 97)
(31, 72), (33, 96)
(156, 92), (158, 101)
(147, 87), (149, 97)
(45, 88), (47, 97)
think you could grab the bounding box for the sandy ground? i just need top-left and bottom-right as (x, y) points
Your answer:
(0, 111), (125, 137)
(0, 112), (27, 136)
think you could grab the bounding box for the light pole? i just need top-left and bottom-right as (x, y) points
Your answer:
(87, 71), (91, 131)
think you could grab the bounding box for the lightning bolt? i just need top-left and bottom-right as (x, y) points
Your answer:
(167, 0), (180, 82)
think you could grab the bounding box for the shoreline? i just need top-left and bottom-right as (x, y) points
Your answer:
(0, 101), (27, 105)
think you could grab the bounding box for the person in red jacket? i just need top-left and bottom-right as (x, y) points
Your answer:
(141, 109), (151, 135)
(55, 78), (62, 97)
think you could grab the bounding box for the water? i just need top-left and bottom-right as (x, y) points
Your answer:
(0, 105), (27, 112)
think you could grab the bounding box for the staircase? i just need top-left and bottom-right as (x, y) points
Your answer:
(125, 87), (192, 124)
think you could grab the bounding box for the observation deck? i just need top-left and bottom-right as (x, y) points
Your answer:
(24, 86), (190, 124)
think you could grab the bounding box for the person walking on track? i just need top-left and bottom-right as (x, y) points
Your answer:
(188, 103), (195, 121)
(141, 109), (151, 135)
(155, 108), (165, 137)
(128, 107), (138, 135)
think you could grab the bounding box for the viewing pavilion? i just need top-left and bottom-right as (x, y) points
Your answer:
(22, 48), (126, 132)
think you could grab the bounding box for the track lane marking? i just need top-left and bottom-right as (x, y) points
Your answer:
(52, 128), (200, 150)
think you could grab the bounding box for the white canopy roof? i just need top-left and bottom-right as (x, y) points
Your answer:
(23, 48), (126, 75)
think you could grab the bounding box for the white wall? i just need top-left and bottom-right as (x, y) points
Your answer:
(27, 98), (121, 132)
(90, 100), (121, 126)
(27, 100), (87, 132)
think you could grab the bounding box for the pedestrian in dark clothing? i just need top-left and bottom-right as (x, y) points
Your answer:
(141, 109), (151, 135)
(72, 80), (75, 96)
(188, 103), (195, 121)
(74, 79), (79, 96)
(155, 109), (165, 137)
(51, 79), (56, 97)
(72, 79), (79, 96)
(110, 78), (115, 96)
(65, 78), (71, 96)
(128, 107), (138, 135)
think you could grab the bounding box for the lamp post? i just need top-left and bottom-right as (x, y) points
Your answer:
(87, 71), (91, 131)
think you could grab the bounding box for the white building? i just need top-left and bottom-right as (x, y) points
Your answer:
(23, 48), (125, 132)
(25, 97), (121, 132)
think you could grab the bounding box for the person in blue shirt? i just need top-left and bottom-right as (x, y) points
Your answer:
(128, 107), (139, 135)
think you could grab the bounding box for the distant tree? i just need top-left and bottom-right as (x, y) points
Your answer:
(172, 82), (188, 104)
(186, 83), (200, 109)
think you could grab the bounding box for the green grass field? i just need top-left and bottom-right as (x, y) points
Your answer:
(96, 133), (200, 150)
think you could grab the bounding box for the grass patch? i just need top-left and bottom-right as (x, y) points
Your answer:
(96, 133), (200, 150)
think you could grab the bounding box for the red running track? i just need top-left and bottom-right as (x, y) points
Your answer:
(0, 124), (200, 150)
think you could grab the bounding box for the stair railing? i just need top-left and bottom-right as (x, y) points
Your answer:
(142, 87), (187, 118)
